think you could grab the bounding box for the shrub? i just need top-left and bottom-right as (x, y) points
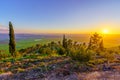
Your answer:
(58, 46), (66, 55)
(0, 53), (11, 59)
(69, 46), (95, 63)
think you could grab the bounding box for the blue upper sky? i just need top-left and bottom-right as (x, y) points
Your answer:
(0, 0), (120, 34)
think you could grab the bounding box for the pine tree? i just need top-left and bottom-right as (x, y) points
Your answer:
(9, 21), (16, 56)
(87, 33), (104, 51)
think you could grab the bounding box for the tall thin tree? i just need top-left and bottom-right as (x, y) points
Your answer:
(9, 21), (16, 56)
(62, 34), (67, 49)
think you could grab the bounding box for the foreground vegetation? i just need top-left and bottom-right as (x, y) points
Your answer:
(1, 33), (119, 64)
(0, 22), (120, 79)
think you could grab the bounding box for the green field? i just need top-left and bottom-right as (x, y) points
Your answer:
(0, 38), (61, 54)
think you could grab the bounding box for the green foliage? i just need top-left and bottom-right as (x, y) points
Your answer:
(69, 45), (95, 63)
(58, 46), (66, 55)
(101, 50), (115, 64)
(39, 47), (52, 55)
(9, 21), (16, 56)
(88, 33), (104, 51)
(62, 35), (67, 49)
(15, 51), (22, 57)
(0, 53), (11, 59)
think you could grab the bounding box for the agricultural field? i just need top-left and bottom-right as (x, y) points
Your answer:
(0, 34), (62, 54)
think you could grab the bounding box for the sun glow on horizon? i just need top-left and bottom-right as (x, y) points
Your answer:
(102, 29), (110, 34)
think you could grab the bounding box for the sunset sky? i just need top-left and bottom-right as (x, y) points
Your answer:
(0, 0), (120, 34)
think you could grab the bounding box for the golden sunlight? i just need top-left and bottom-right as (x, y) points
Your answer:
(102, 29), (109, 34)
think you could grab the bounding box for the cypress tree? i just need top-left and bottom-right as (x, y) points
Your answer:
(9, 21), (16, 56)
(62, 34), (67, 49)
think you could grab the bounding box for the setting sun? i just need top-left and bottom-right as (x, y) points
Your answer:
(102, 29), (109, 34)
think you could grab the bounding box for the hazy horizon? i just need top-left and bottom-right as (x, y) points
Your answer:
(1, 33), (120, 48)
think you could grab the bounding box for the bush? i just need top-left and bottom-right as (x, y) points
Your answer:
(58, 46), (66, 55)
(0, 53), (11, 59)
(69, 46), (95, 63)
